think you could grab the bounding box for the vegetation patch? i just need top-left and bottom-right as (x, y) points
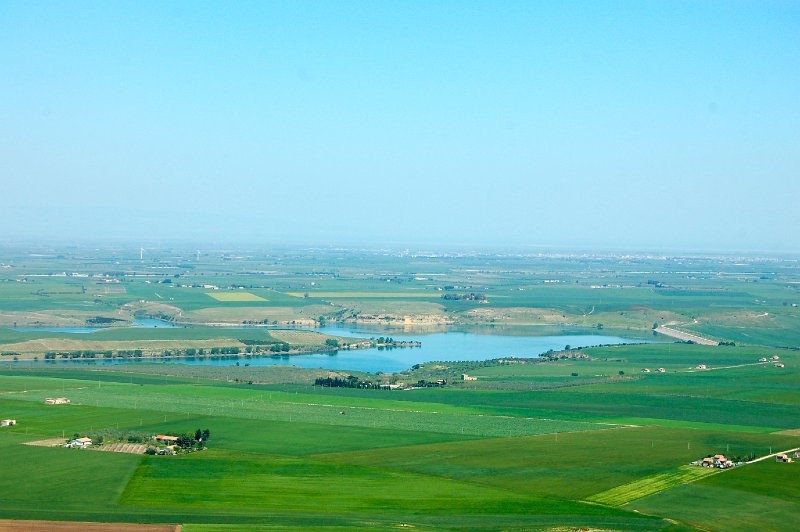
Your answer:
(586, 465), (718, 506)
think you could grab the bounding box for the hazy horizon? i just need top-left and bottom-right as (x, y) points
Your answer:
(2, 1), (798, 252)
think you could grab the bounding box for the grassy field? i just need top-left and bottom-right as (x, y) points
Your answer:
(205, 292), (267, 302)
(586, 465), (719, 506)
(1, 248), (799, 529)
(286, 291), (442, 299)
(0, 370), (666, 529)
(0, 353), (797, 529)
(630, 460), (800, 530)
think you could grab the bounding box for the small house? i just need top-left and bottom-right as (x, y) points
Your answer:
(0, 419), (16, 427)
(776, 453), (792, 463)
(656, 368), (666, 373)
(701, 457), (715, 467)
(462, 374), (477, 381)
(775, 363), (785, 368)
(696, 364), (707, 370)
(641, 368), (651, 373)
(772, 355), (780, 360)
(69, 437), (92, 448)
(45, 397), (70, 405)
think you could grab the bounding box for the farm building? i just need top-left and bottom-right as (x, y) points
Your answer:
(656, 368), (665, 373)
(698, 454), (734, 469)
(1, 419), (16, 427)
(775, 363), (785, 368)
(462, 374), (478, 381)
(155, 434), (179, 443)
(696, 364), (707, 370)
(772, 355), (780, 360)
(776, 453), (792, 463)
(68, 437), (92, 448)
(45, 397), (70, 405)
(641, 368), (651, 373)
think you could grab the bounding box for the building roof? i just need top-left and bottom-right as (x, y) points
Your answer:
(74, 437), (92, 443)
(155, 434), (179, 441)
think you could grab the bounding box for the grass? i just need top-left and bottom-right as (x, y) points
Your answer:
(630, 460), (800, 530)
(314, 425), (798, 502)
(0, 372), (663, 530)
(286, 291), (441, 298)
(0, 432), (142, 512)
(586, 465), (718, 506)
(2, 249), (800, 528)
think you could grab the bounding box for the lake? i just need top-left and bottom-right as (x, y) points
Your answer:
(22, 321), (658, 373)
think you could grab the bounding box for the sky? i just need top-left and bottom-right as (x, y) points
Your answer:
(1, 1), (798, 252)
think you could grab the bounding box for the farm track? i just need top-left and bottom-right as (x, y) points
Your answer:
(746, 446), (799, 464)
(685, 361), (771, 373)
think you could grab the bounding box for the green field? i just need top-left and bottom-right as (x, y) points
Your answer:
(1, 248), (799, 529)
(206, 292), (268, 302)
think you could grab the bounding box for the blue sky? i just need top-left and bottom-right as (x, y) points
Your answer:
(1, 1), (798, 252)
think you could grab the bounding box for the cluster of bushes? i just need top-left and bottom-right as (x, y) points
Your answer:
(314, 376), (380, 389)
(86, 316), (126, 324)
(414, 379), (446, 387)
(441, 292), (487, 301)
(76, 429), (153, 444)
(45, 350), (119, 360)
(145, 428), (211, 455)
(270, 343), (291, 352)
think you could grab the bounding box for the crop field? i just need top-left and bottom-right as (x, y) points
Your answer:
(205, 292), (267, 302)
(0, 248), (799, 529)
(630, 460), (800, 530)
(586, 465), (718, 506)
(286, 291), (441, 298)
(0, 371), (666, 529)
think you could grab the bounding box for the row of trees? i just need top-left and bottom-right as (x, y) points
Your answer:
(314, 376), (381, 389)
(441, 292), (487, 301)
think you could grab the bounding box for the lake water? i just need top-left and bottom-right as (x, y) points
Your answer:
(13, 318), (181, 333)
(20, 321), (657, 373)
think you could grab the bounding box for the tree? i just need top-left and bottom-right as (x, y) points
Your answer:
(195, 429), (203, 441)
(202, 429), (210, 441)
